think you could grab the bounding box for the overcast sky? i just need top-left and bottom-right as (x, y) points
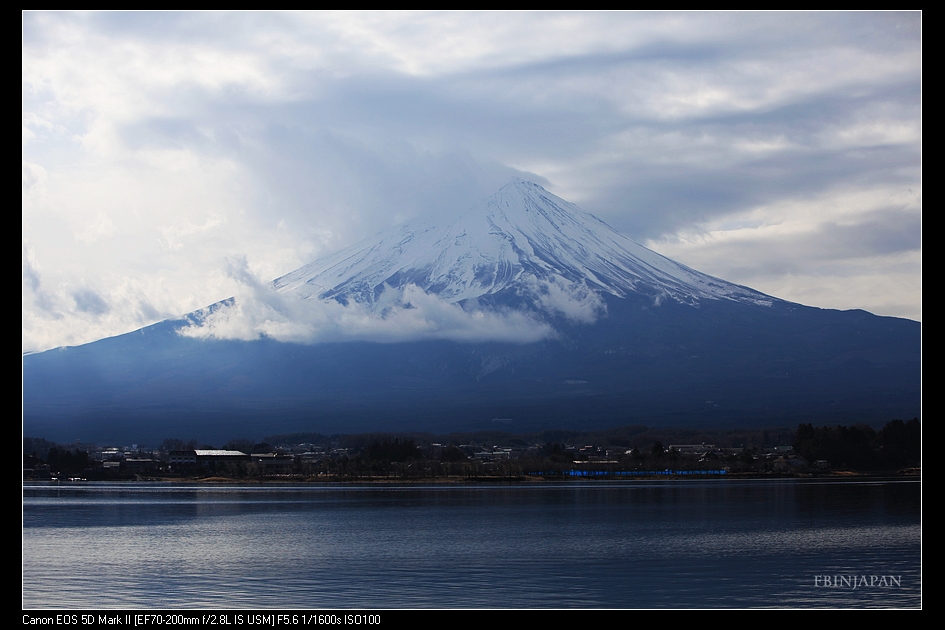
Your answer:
(23, 11), (921, 352)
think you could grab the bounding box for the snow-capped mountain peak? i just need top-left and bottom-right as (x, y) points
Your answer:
(272, 179), (773, 309)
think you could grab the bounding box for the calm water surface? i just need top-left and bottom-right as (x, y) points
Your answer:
(22, 479), (920, 608)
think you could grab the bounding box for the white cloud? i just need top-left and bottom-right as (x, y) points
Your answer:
(525, 276), (606, 324)
(75, 211), (117, 244)
(178, 257), (556, 344)
(22, 12), (921, 350)
(646, 185), (922, 320)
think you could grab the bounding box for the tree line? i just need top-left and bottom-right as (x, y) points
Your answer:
(793, 418), (920, 470)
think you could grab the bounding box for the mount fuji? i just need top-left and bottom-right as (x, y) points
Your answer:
(23, 181), (920, 444)
(273, 179), (770, 310)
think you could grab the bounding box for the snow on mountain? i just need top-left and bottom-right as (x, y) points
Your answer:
(273, 179), (774, 310)
(25, 181), (920, 443)
(180, 180), (776, 344)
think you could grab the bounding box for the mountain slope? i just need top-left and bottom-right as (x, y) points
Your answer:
(273, 179), (772, 309)
(22, 181), (920, 444)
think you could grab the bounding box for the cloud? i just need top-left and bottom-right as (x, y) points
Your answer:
(22, 12), (922, 350)
(22, 245), (61, 318)
(75, 212), (117, 244)
(645, 184), (921, 318)
(525, 277), (606, 324)
(22, 250), (41, 294)
(72, 288), (111, 315)
(178, 256), (557, 344)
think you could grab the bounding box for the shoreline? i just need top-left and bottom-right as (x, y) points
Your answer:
(24, 468), (921, 485)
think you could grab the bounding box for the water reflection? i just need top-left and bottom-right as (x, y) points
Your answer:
(23, 479), (920, 608)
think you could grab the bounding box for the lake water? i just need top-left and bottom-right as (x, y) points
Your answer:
(22, 478), (921, 609)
